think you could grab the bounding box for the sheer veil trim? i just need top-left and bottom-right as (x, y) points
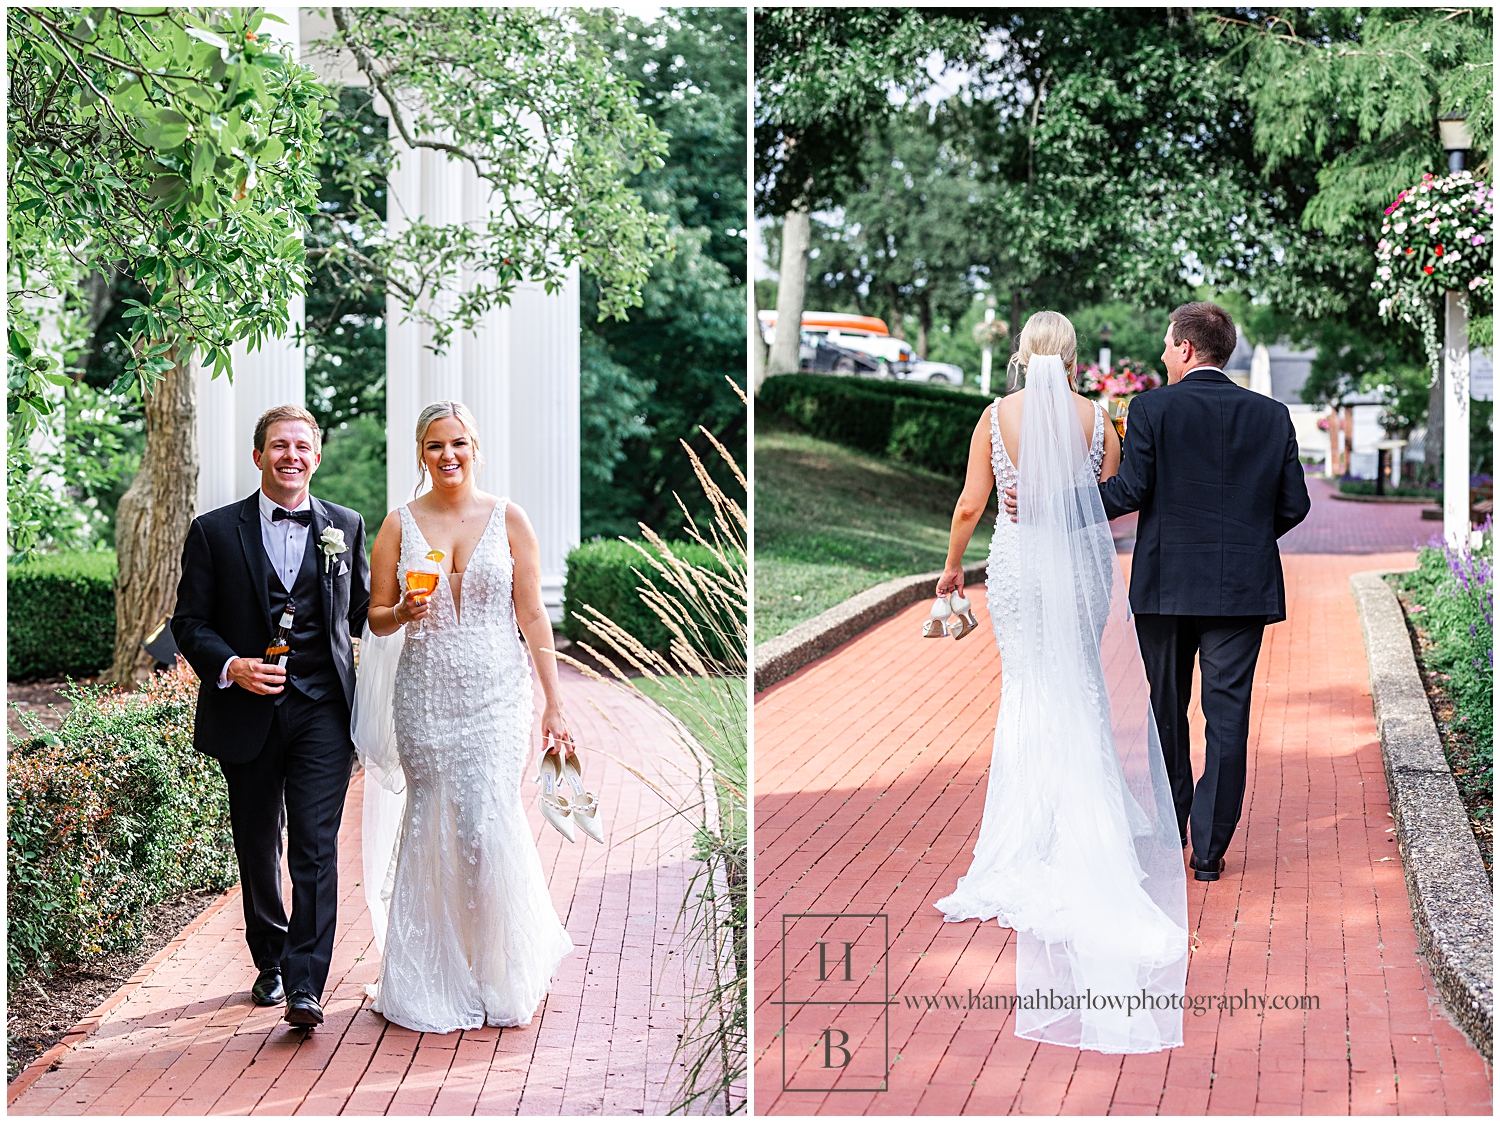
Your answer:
(352, 623), (406, 953)
(934, 353), (1189, 1054)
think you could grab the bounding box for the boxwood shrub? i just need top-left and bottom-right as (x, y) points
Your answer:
(563, 538), (735, 656)
(888, 396), (990, 477)
(759, 373), (988, 477)
(8, 551), (117, 679)
(758, 374), (898, 456)
(8, 663), (238, 985)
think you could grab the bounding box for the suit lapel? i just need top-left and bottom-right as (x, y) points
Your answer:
(310, 497), (336, 638)
(237, 493), (273, 636)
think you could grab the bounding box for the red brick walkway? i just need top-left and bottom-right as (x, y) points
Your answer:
(754, 501), (1490, 1114)
(11, 666), (704, 1116)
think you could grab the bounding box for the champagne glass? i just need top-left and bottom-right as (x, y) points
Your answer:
(405, 551), (443, 639)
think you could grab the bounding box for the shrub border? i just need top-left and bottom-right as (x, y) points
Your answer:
(754, 562), (989, 692)
(1329, 492), (1435, 505)
(1350, 569), (1492, 1060)
(7, 888), (238, 1103)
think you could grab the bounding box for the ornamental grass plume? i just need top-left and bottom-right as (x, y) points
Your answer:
(556, 378), (747, 1116)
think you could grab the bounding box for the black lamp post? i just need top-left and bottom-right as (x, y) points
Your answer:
(1099, 323), (1113, 374)
(1439, 112), (1472, 174)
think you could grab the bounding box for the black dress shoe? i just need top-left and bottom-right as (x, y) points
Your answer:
(1190, 852), (1228, 882)
(284, 993), (324, 1028)
(251, 968), (284, 1006)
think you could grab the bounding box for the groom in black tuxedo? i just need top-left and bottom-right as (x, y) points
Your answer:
(173, 405), (369, 1025)
(1098, 302), (1310, 881)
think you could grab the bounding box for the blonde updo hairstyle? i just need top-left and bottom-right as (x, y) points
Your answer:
(414, 400), (484, 496)
(1005, 310), (1078, 392)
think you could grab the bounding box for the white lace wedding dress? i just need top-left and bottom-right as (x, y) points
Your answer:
(934, 357), (1188, 1054)
(352, 499), (573, 1033)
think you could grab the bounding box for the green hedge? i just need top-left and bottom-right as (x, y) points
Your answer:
(8, 551), (117, 679)
(758, 374), (897, 456)
(1337, 478), (1441, 498)
(563, 538), (735, 656)
(759, 373), (986, 477)
(8, 665), (238, 985)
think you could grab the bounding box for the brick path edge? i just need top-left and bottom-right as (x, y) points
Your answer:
(754, 562), (988, 691)
(1351, 569), (1493, 1059)
(7, 886), (240, 1104)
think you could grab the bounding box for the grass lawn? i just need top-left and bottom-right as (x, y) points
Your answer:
(632, 673), (744, 751)
(754, 406), (994, 643)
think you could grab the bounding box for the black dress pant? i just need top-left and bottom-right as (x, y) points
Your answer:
(219, 688), (355, 1001)
(1133, 614), (1265, 863)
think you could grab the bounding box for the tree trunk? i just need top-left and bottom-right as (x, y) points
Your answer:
(752, 281), (768, 394)
(111, 350), (199, 688)
(1425, 369), (1444, 484)
(769, 209), (811, 376)
(916, 294), (932, 360)
(1009, 290), (1025, 387)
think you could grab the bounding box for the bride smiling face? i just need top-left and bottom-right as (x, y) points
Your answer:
(416, 402), (485, 493)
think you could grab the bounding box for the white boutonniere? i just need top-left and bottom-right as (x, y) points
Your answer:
(319, 526), (348, 573)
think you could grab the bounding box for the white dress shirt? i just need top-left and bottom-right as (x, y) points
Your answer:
(218, 491), (312, 688)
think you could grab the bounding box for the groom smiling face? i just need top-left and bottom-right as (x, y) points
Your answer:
(253, 418), (322, 508)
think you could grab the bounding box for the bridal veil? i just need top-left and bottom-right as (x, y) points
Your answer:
(937, 354), (1189, 1053)
(351, 624), (406, 952)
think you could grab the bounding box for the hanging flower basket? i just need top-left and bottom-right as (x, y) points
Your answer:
(1372, 170), (1494, 382)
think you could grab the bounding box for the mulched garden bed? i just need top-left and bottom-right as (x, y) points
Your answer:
(1394, 589), (1494, 879)
(6, 676), (93, 740)
(7, 888), (223, 1083)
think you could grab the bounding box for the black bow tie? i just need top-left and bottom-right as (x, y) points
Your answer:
(272, 507), (312, 526)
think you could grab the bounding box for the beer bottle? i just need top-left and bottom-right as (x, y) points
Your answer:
(265, 599), (295, 667)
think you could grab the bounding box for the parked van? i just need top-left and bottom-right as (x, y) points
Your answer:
(758, 311), (917, 377)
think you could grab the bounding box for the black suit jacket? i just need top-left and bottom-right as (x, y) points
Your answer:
(172, 493), (370, 763)
(1098, 368), (1311, 623)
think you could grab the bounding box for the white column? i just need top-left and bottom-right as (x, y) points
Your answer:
(506, 268), (581, 613)
(195, 6), (305, 515)
(1444, 290), (1471, 546)
(231, 307), (307, 498)
(195, 362), (238, 512)
(1250, 343), (1273, 397)
(384, 126), (581, 618)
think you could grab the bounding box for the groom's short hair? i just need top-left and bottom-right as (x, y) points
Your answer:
(254, 404), (323, 455)
(1168, 302), (1237, 368)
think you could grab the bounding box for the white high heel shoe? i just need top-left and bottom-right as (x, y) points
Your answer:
(561, 752), (605, 844)
(922, 596), (951, 639)
(536, 749), (576, 843)
(948, 592), (980, 641)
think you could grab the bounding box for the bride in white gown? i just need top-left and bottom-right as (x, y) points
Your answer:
(933, 312), (1188, 1054)
(352, 401), (573, 1033)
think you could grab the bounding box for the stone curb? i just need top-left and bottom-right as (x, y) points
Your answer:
(754, 562), (988, 693)
(1350, 570), (1492, 1060)
(7, 887), (240, 1103)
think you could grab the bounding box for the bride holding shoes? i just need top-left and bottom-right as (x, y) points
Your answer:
(352, 400), (595, 1035)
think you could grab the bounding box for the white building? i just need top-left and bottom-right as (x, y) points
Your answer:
(193, 9), (580, 617)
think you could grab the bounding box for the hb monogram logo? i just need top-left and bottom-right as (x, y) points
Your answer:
(778, 914), (890, 1092)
